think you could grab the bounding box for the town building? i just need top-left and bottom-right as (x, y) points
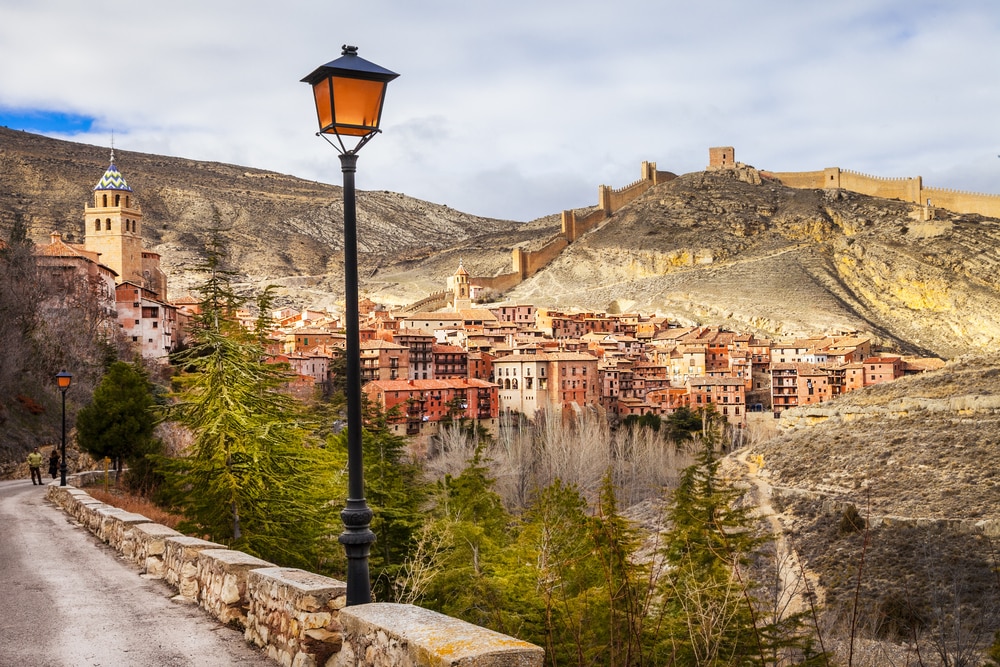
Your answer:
(362, 378), (499, 455)
(115, 282), (177, 359)
(493, 346), (600, 420)
(360, 339), (409, 382)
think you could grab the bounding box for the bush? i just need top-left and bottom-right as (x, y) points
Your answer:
(838, 504), (866, 535)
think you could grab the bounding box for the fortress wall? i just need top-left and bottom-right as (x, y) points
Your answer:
(521, 236), (569, 277)
(838, 169), (921, 202)
(46, 483), (542, 667)
(654, 170), (678, 185)
(766, 170), (827, 189)
(475, 271), (522, 293)
(510, 159), (664, 285)
(562, 207), (609, 242)
(921, 186), (1000, 219)
(606, 179), (654, 213)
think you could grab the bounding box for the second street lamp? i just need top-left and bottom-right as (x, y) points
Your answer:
(302, 45), (399, 607)
(55, 370), (72, 486)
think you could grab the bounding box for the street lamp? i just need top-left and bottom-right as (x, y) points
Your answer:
(55, 370), (72, 486)
(302, 45), (398, 606)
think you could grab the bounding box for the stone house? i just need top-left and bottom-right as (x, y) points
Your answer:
(689, 376), (746, 425)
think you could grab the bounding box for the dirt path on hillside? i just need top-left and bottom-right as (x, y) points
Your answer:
(727, 448), (826, 622)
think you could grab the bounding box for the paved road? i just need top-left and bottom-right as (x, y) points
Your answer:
(0, 478), (274, 667)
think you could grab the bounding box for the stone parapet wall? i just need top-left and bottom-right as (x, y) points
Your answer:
(164, 535), (227, 599)
(45, 484), (543, 666)
(131, 522), (182, 577)
(331, 603), (543, 667)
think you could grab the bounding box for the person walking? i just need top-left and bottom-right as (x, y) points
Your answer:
(27, 447), (43, 485)
(48, 448), (60, 480)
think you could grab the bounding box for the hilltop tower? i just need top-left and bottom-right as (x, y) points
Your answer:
(452, 260), (472, 312)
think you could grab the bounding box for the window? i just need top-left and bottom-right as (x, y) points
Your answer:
(105, 219), (111, 230)
(152, 321), (158, 328)
(95, 220), (100, 232)
(102, 194), (108, 207)
(115, 194), (121, 206)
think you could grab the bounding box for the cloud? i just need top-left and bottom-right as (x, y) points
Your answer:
(0, 0), (998, 221)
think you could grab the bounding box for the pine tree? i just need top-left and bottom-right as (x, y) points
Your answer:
(75, 360), (159, 485)
(422, 446), (511, 630)
(157, 225), (341, 571)
(355, 399), (428, 598)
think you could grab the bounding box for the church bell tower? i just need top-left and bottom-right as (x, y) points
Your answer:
(84, 150), (144, 286)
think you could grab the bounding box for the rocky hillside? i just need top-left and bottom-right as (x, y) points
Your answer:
(507, 167), (1000, 359)
(3, 128), (1000, 358)
(737, 356), (1000, 650)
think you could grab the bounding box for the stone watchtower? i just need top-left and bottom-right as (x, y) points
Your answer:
(708, 146), (736, 170)
(84, 151), (144, 286)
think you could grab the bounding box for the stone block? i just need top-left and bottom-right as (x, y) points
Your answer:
(245, 568), (347, 667)
(162, 536), (226, 598)
(333, 603), (544, 667)
(196, 548), (274, 627)
(131, 523), (182, 574)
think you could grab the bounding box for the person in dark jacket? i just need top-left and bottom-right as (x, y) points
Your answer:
(48, 448), (60, 480)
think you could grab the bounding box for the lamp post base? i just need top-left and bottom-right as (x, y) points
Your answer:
(340, 500), (376, 605)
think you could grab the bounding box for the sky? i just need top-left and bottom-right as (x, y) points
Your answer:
(1, 1), (998, 222)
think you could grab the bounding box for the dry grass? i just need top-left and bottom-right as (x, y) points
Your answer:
(86, 486), (186, 530)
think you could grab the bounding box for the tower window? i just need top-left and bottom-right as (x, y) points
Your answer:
(102, 194), (108, 207)
(105, 219), (111, 231)
(95, 220), (100, 232)
(115, 194), (120, 206)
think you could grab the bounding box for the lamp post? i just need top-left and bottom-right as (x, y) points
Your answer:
(302, 45), (398, 606)
(55, 370), (72, 486)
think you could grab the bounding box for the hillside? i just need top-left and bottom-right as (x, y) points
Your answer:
(0, 126), (543, 306)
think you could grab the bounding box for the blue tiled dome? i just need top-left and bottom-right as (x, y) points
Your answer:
(94, 156), (132, 192)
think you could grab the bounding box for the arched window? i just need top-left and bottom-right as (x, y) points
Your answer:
(126, 196), (130, 208)
(504, 379), (511, 390)
(105, 219), (111, 230)
(114, 194), (120, 206)
(95, 220), (100, 232)
(102, 194), (108, 207)
(511, 379), (518, 390)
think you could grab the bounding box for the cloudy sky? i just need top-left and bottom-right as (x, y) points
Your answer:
(1, 1), (997, 222)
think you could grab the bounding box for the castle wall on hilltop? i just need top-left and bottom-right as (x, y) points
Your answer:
(722, 142), (1000, 219)
(505, 161), (675, 282)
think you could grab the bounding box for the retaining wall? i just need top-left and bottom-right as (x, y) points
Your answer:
(46, 482), (543, 667)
